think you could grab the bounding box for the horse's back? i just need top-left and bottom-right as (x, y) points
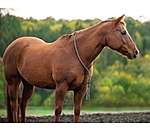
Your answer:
(3, 37), (46, 57)
(3, 37), (46, 78)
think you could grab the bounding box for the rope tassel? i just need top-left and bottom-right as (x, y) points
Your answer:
(86, 85), (90, 100)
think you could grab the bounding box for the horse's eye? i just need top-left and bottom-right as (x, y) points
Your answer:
(121, 31), (126, 35)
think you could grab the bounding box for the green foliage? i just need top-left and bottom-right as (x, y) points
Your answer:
(28, 93), (41, 106)
(0, 57), (5, 108)
(0, 89), (4, 107)
(0, 14), (23, 57)
(43, 97), (52, 107)
(113, 72), (134, 92)
(1, 9), (150, 108)
(43, 92), (55, 107)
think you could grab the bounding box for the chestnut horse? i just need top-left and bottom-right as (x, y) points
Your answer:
(3, 15), (139, 123)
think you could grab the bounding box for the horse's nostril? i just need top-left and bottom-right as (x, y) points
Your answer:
(135, 50), (139, 56)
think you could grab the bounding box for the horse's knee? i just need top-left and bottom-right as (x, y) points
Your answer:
(74, 108), (80, 116)
(55, 106), (62, 116)
(10, 100), (18, 113)
(54, 106), (62, 122)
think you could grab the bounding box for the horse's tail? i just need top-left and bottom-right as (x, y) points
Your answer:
(18, 84), (21, 122)
(6, 83), (13, 122)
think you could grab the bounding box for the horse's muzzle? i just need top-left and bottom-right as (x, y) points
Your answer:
(129, 49), (139, 59)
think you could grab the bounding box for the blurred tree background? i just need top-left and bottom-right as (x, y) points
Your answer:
(1, 8), (150, 108)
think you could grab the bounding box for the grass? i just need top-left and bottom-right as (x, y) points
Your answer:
(81, 106), (150, 113)
(0, 106), (150, 116)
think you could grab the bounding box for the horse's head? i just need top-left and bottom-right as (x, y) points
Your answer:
(107, 14), (139, 59)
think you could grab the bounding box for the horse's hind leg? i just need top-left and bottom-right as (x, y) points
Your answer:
(6, 76), (21, 123)
(20, 79), (35, 123)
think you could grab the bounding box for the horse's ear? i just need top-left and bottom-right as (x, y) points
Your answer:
(113, 14), (125, 26)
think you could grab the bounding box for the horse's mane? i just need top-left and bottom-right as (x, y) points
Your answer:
(60, 19), (125, 40)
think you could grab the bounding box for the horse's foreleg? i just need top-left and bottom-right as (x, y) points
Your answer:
(54, 82), (68, 123)
(73, 85), (88, 123)
(20, 79), (35, 123)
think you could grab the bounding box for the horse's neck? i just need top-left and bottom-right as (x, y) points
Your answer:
(76, 23), (108, 67)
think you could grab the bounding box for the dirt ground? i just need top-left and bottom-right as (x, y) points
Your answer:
(1, 112), (150, 123)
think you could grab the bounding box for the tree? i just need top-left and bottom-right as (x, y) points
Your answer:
(0, 14), (22, 57)
(28, 93), (41, 106)
(113, 72), (134, 92)
(0, 81), (4, 107)
(60, 23), (71, 35)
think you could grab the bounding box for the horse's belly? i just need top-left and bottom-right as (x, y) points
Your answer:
(23, 74), (56, 89)
(19, 64), (55, 88)
(42, 83), (56, 89)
